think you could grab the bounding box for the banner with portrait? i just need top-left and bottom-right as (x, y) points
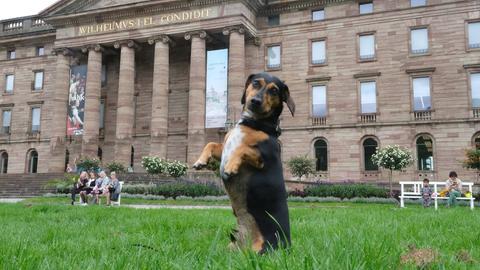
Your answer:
(205, 49), (228, 128)
(67, 65), (87, 135)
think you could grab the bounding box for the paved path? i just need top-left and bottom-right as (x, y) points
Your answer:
(124, 204), (231, 210)
(0, 198), (24, 203)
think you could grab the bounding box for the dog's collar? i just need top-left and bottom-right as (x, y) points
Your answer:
(238, 117), (281, 137)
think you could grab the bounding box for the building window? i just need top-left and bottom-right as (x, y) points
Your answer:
(468, 22), (480, 49)
(312, 85), (327, 118)
(359, 34), (375, 60)
(64, 149), (69, 172)
(471, 73), (480, 108)
(27, 149), (38, 173)
(411, 0), (426, 7)
(312, 9), (325, 21)
(99, 99), (105, 130)
(416, 135), (434, 171)
(314, 139), (328, 171)
(411, 28), (429, 54)
(2, 110), (11, 134)
(7, 49), (16, 60)
(101, 65), (107, 87)
(130, 146), (135, 169)
(98, 147), (103, 161)
(36, 46), (45, 56)
(311, 40), (326, 65)
(0, 152), (7, 174)
(268, 15), (280, 26)
(266, 45), (281, 70)
(473, 133), (480, 149)
(5, 74), (14, 93)
(31, 107), (41, 132)
(413, 77), (431, 111)
(33, 71), (44, 90)
(363, 138), (378, 171)
(359, 2), (373, 14)
(360, 81), (377, 114)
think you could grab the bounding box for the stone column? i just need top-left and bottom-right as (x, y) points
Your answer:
(48, 48), (72, 173)
(81, 44), (103, 158)
(185, 31), (207, 164)
(223, 26), (246, 122)
(113, 40), (136, 167)
(148, 35), (173, 158)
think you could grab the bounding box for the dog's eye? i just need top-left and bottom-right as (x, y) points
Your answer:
(269, 88), (279, 95)
(252, 80), (260, 88)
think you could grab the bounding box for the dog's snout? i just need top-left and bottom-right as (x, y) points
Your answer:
(251, 97), (262, 106)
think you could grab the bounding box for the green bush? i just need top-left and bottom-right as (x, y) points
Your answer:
(303, 184), (388, 199)
(141, 156), (187, 178)
(206, 158), (221, 178)
(106, 161), (127, 174)
(287, 156), (315, 179)
(44, 174), (78, 194)
(76, 157), (101, 172)
(122, 182), (225, 198)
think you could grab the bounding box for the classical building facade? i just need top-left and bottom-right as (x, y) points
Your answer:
(0, 0), (479, 182)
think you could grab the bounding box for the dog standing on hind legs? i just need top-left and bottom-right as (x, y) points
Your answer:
(193, 72), (295, 253)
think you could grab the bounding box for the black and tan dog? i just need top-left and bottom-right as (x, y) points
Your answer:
(193, 72), (295, 253)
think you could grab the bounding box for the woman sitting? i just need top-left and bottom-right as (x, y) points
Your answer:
(107, 171), (121, 206)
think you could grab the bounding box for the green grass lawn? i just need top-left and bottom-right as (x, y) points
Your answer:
(0, 202), (479, 269)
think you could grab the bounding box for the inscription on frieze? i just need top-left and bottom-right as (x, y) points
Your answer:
(77, 7), (218, 36)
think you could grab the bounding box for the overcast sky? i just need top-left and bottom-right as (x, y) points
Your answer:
(0, 0), (59, 20)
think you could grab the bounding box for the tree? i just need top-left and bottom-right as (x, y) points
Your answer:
(287, 156), (315, 180)
(462, 148), (480, 182)
(371, 145), (413, 197)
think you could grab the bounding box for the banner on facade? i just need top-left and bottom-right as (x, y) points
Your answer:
(67, 65), (87, 136)
(205, 49), (228, 128)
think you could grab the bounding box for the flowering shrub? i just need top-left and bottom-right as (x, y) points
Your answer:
(106, 161), (127, 174)
(141, 156), (168, 175)
(371, 145), (413, 197)
(76, 157), (101, 172)
(141, 156), (188, 178)
(166, 160), (189, 178)
(371, 145), (413, 171)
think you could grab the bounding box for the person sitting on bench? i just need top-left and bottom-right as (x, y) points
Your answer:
(446, 171), (463, 207)
(107, 171), (121, 206)
(70, 171), (88, 205)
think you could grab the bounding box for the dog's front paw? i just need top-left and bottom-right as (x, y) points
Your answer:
(192, 160), (207, 170)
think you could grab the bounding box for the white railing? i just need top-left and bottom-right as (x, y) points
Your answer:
(414, 111), (431, 121)
(360, 113), (376, 123)
(312, 116), (326, 126)
(399, 181), (475, 210)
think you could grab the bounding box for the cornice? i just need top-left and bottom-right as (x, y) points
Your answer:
(260, 0), (349, 16)
(405, 67), (436, 74)
(353, 72), (381, 79)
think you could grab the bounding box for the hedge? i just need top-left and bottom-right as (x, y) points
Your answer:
(301, 184), (389, 199)
(122, 182), (225, 198)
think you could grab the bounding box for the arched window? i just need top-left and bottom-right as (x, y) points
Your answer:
(0, 152), (8, 174)
(27, 150), (38, 173)
(473, 133), (480, 149)
(314, 139), (328, 171)
(416, 135), (434, 171)
(130, 146), (134, 168)
(97, 147), (103, 161)
(363, 138), (378, 171)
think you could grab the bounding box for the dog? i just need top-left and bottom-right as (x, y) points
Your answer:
(193, 72), (295, 253)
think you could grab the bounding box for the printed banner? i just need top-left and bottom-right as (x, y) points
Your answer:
(67, 65), (87, 135)
(205, 49), (228, 128)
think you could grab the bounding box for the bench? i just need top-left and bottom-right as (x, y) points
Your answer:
(399, 181), (475, 210)
(79, 181), (124, 206)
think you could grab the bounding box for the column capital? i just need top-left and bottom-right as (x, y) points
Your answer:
(147, 35), (175, 46)
(184, 30), (208, 41)
(51, 48), (74, 56)
(113, 40), (139, 49)
(81, 44), (105, 53)
(222, 26), (246, 36)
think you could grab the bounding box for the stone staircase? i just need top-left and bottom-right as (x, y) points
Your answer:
(0, 173), (63, 198)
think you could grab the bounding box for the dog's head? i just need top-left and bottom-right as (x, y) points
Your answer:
(241, 73), (295, 120)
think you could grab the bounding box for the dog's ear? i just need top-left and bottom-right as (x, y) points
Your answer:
(241, 74), (256, 105)
(282, 85), (295, 117)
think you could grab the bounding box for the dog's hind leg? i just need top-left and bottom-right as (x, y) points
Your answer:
(192, 142), (223, 169)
